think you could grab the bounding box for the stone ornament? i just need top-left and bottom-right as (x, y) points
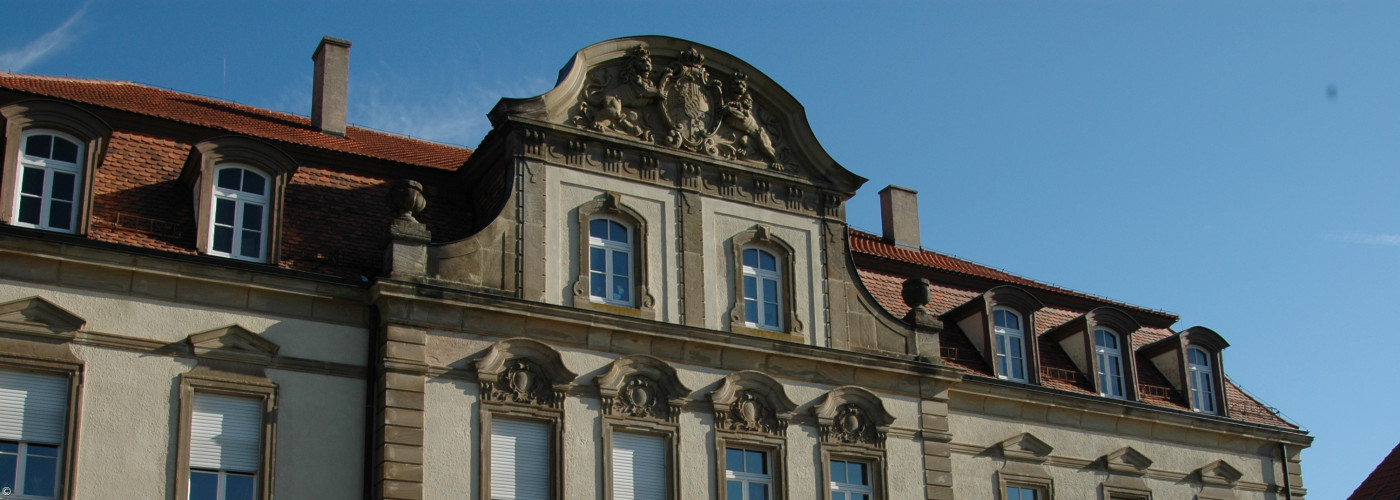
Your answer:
(572, 43), (798, 172)
(475, 338), (577, 410)
(595, 355), (690, 423)
(709, 371), (797, 437)
(997, 432), (1054, 463)
(811, 386), (895, 448)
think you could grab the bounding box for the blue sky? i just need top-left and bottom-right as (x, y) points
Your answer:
(7, 1), (1398, 497)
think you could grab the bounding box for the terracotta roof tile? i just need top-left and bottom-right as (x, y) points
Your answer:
(0, 74), (471, 171)
(1350, 442), (1400, 500)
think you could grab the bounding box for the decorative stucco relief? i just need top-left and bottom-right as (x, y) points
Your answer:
(709, 371), (798, 436)
(572, 44), (801, 174)
(811, 386), (895, 448)
(594, 355), (690, 423)
(475, 338), (577, 409)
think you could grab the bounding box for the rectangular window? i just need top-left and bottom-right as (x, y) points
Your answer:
(490, 418), (550, 500)
(1006, 485), (1041, 500)
(725, 447), (770, 500)
(829, 459), (872, 500)
(0, 370), (68, 499)
(611, 431), (666, 500)
(188, 393), (262, 500)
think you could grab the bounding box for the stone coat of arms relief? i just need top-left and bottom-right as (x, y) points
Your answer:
(572, 44), (796, 173)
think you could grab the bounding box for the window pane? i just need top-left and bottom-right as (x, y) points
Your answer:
(763, 303), (779, 327)
(242, 170), (266, 196)
(850, 462), (867, 485)
(590, 218), (608, 238)
(727, 480), (743, 499)
(225, 472), (256, 500)
(217, 168), (242, 190)
(746, 450), (765, 474)
(830, 460), (846, 483)
(215, 199), (236, 225)
(612, 251), (629, 277)
(742, 248), (756, 267)
(758, 250), (775, 271)
(590, 248), (606, 273)
(242, 204), (263, 231)
(50, 172), (75, 202)
(0, 453), (15, 495)
(609, 221), (627, 243)
(745, 299), (758, 323)
(590, 272), (607, 298)
(726, 448), (744, 472)
(25, 135), (52, 158)
(213, 226), (233, 253)
(613, 276), (630, 302)
(17, 196), (42, 224)
(189, 470), (219, 500)
(833, 493), (846, 500)
(743, 276), (757, 300)
(762, 279), (777, 302)
(51, 138), (78, 163)
(1009, 337), (1022, 357)
(0, 442), (17, 453)
(48, 200), (73, 230)
(22, 453), (57, 497)
(239, 230), (262, 258)
(749, 482), (769, 500)
(20, 167), (45, 195)
(26, 444), (57, 459)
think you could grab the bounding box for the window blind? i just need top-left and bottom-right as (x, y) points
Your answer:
(611, 431), (666, 500)
(490, 417), (550, 500)
(0, 370), (68, 444)
(189, 393), (262, 472)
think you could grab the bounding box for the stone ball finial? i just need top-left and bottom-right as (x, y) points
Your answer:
(388, 179), (427, 221)
(902, 277), (931, 309)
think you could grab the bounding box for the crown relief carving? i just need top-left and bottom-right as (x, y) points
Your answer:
(811, 387), (895, 448)
(571, 44), (801, 174)
(709, 371), (797, 437)
(475, 339), (577, 409)
(595, 355), (690, 423)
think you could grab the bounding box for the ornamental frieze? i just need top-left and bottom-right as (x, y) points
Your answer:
(571, 44), (801, 174)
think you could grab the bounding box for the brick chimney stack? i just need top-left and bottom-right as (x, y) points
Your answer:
(311, 36), (351, 136)
(879, 185), (921, 250)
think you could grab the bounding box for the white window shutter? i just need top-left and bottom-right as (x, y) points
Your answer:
(611, 432), (666, 500)
(189, 393), (263, 472)
(490, 418), (550, 500)
(0, 370), (68, 444)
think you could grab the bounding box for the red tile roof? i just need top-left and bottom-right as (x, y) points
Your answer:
(1351, 442), (1400, 500)
(852, 233), (1296, 428)
(0, 74), (472, 171)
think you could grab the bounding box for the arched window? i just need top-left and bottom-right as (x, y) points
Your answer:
(993, 308), (1027, 382)
(588, 216), (633, 306)
(1094, 328), (1125, 399)
(1187, 346), (1217, 413)
(741, 247), (783, 331)
(12, 130), (83, 233)
(208, 165), (270, 262)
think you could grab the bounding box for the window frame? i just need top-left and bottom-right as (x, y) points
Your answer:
(0, 296), (86, 500)
(812, 387), (893, 500)
(572, 193), (655, 318)
(993, 307), (1029, 383)
(173, 374), (276, 500)
(0, 100), (110, 236)
(1094, 328), (1126, 399)
(206, 164), (272, 263)
(180, 136), (298, 265)
(603, 424), (676, 500)
(710, 371), (795, 500)
(727, 226), (802, 340)
(10, 130), (85, 234)
(722, 445), (775, 500)
(0, 364), (81, 500)
(827, 457), (875, 500)
(996, 472), (1054, 500)
(482, 411), (560, 500)
(1186, 346), (1217, 414)
(740, 246), (784, 331)
(587, 214), (636, 307)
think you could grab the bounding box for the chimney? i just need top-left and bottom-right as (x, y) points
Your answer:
(879, 185), (921, 250)
(311, 36), (352, 136)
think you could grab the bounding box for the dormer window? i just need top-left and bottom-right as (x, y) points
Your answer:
(1188, 346), (1217, 413)
(12, 131), (83, 233)
(588, 216), (633, 306)
(209, 165), (270, 262)
(1094, 328), (1125, 399)
(993, 308), (1027, 382)
(742, 247), (783, 331)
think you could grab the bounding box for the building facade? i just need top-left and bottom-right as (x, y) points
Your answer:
(0, 36), (1309, 500)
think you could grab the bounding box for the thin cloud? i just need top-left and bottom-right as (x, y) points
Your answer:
(0, 2), (88, 72)
(1329, 232), (1400, 247)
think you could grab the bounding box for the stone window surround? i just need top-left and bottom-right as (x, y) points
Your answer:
(812, 386), (894, 500)
(0, 355), (83, 500)
(594, 355), (687, 500)
(727, 225), (802, 341)
(0, 296), (87, 500)
(179, 136), (299, 264)
(474, 338), (577, 500)
(172, 371), (277, 500)
(573, 192), (655, 318)
(710, 371), (797, 500)
(0, 99), (111, 236)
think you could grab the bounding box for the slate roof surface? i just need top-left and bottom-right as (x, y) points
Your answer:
(850, 232), (1295, 429)
(1350, 442), (1400, 500)
(0, 74), (472, 171)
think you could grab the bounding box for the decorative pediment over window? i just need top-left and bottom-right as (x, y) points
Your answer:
(811, 386), (895, 448)
(186, 325), (280, 366)
(1196, 459), (1243, 486)
(708, 370), (797, 436)
(0, 296), (85, 339)
(1102, 446), (1153, 475)
(594, 354), (690, 423)
(997, 432), (1054, 463)
(475, 338), (577, 409)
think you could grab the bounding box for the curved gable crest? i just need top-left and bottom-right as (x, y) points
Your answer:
(708, 370), (798, 436)
(475, 338), (578, 409)
(811, 386), (895, 448)
(594, 354), (691, 422)
(490, 36), (865, 195)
